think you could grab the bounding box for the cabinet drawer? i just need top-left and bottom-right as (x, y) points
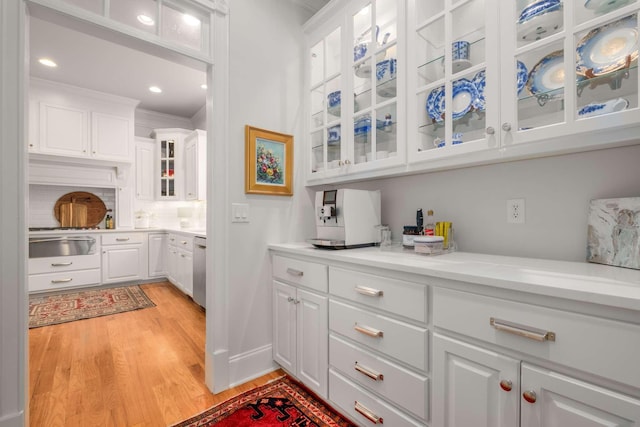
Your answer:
(329, 267), (427, 322)
(273, 255), (328, 293)
(29, 268), (101, 292)
(330, 334), (428, 420)
(433, 287), (640, 389)
(330, 300), (428, 371)
(329, 369), (425, 427)
(29, 254), (100, 274)
(168, 233), (193, 251)
(102, 233), (144, 245)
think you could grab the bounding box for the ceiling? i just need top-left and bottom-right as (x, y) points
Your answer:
(28, 0), (330, 119)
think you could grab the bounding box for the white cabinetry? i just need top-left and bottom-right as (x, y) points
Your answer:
(327, 266), (428, 425)
(101, 233), (146, 284)
(272, 255), (329, 399)
(153, 128), (192, 200)
(135, 137), (156, 201)
(166, 232), (194, 296)
(147, 232), (167, 278)
(432, 287), (640, 427)
(184, 129), (207, 201)
(29, 78), (137, 163)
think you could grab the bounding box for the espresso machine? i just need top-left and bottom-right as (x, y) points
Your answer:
(308, 189), (381, 249)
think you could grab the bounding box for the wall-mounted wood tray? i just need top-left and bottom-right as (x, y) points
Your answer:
(54, 192), (107, 228)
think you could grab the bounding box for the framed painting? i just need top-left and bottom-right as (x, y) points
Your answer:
(245, 125), (293, 196)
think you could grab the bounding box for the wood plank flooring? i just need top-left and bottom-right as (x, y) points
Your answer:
(29, 282), (282, 427)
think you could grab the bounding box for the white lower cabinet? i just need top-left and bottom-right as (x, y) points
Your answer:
(166, 233), (194, 296)
(147, 232), (167, 278)
(101, 233), (146, 284)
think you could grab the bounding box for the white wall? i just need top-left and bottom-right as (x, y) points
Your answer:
(226, 0), (316, 382)
(135, 108), (194, 138)
(332, 144), (640, 262)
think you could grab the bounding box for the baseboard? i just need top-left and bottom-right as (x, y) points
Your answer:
(228, 344), (278, 389)
(0, 411), (24, 427)
(206, 348), (229, 394)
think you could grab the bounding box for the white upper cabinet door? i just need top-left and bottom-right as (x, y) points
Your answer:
(135, 138), (156, 201)
(521, 364), (640, 427)
(39, 103), (89, 157)
(91, 112), (131, 161)
(184, 129), (207, 201)
(432, 333), (520, 427)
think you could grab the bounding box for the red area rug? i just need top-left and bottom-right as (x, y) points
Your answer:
(172, 376), (355, 427)
(28, 285), (155, 328)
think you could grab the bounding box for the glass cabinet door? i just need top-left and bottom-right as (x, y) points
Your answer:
(159, 139), (176, 198)
(309, 27), (342, 176)
(350, 0), (400, 166)
(505, 0), (639, 145)
(409, 0), (497, 161)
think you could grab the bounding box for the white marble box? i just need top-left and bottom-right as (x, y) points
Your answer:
(587, 197), (640, 270)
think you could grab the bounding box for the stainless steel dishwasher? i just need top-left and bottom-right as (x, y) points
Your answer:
(193, 236), (206, 309)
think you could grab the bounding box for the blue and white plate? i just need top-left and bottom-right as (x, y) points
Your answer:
(426, 86), (445, 122)
(452, 78), (479, 120)
(526, 50), (565, 97)
(353, 115), (389, 136)
(517, 0), (563, 42)
(578, 97), (629, 118)
(517, 60), (528, 95)
(471, 70), (486, 111)
(585, 0), (634, 15)
(327, 125), (341, 145)
(576, 14), (638, 77)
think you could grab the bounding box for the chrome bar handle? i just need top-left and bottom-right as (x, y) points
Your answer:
(490, 317), (556, 342)
(354, 323), (384, 338)
(355, 362), (384, 381)
(355, 285), (384, 297)
(51, 262), (73, 267)
(51, 278), (73, 283)
(286, 268), (304, 277)
(116, 237), (130, 242)
(354, 401), (383, 424)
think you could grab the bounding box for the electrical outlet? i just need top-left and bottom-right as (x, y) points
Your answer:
(507, 198), (525, 224)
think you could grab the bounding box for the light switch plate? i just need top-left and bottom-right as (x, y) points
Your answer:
(232, 203), (249, 223)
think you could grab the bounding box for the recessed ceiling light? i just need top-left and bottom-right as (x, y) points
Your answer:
(200, 84), (207, 89)
(38, 58), (57, 68)
(149, 86), (162, 93)
(182, 14), (200, 26)
(137, 14), (155, 26)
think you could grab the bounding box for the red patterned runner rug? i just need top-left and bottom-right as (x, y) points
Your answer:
(171, 375), (355, 427)
(28, 285), (155, 328)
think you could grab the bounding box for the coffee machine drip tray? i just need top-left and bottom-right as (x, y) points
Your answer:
(308, 238), (376, 250)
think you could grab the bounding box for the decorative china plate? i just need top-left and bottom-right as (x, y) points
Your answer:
(426, 86), (445, 122)
(584, 0), (635, 15)
(517, 60), (528, 95)
(518, 0), (561, 24)
(471, 70), (486, 111)
(576, 14), (638, 77)
(578, 97), (629, 118)
(451, 78), (479, 120)
(526, 50), (565, 97)
(354, 115), (389, 136)
(517, 3), (563, 42)
(327, 125), (341, 145)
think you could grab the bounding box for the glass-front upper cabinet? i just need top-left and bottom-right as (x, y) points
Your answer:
(502, 0), (639, 151)
(159, 138), (176, 199)
(408, 0), (500, 163)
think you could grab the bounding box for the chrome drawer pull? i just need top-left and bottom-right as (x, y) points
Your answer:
(355, 285), (383, 297)
(355, 362), (384, 381)
(51, 262), (72, 267)
(354, 401), (383, 424)
(354, 323), (383, 338)
(51, 278), (73, 283)
(286, 268), (304, 277)
(490, 317), (556, 342)
(181, 240), (187, 245)
(116, 237), (130, 242)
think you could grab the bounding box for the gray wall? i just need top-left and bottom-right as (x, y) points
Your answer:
(337, 144), (640, 262)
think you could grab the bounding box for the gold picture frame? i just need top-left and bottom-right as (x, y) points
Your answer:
(245, 125), (293, 196)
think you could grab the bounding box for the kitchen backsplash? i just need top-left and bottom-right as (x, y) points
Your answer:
(29, 185), (115, 227)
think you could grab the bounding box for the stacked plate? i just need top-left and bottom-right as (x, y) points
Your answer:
(517, 0), (563, 42)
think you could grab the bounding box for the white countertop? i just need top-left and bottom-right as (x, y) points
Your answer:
(28, 227), (207, 238)
(268, 242), (640, 311)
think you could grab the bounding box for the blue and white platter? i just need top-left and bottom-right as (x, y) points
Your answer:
(526, 50), (565, 97)
(584, 0), (635, 15)
(576, 14), (638, 77)
(578, 97), (629, 118)
(451, 78), (479, 120)
(471, 70), (486, 111)
(426, 86), (446, 122)
(517, 0), (563, 42)
(517, 60), (528, 95)
(354, 115), (390, 136)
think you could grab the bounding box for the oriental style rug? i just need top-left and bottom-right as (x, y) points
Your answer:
(171, 376), (356, 427)
(28, 285), (155, 328)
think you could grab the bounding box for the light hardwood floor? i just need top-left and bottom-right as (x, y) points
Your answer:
(29, 281), (282, 427)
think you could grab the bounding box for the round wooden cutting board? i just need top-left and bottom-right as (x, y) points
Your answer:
(54, 192), (107, 228)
